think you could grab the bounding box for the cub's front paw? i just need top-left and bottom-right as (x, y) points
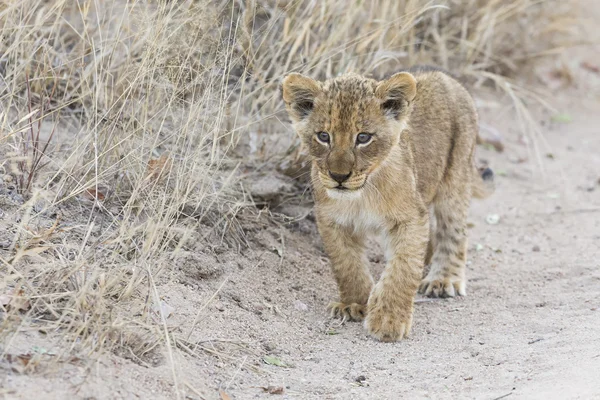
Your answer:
(328, 302), (367, 321)
(418, 273), (466, 298)
(364, 295), (413, 342)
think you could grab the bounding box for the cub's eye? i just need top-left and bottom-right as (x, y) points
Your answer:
(316, 131), (330, 143)
(356, 132), (373, 145)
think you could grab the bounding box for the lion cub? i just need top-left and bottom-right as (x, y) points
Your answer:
(281, 68), (494, 342)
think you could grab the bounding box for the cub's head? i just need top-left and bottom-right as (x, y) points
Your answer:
(281, 72), (416, 198)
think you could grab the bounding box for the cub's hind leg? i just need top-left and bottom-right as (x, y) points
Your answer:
(419, 175), (470, 298)
(423, 207), (436, 267)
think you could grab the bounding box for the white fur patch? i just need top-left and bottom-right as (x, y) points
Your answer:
(329, 196), (385, 234)
(325, 188), (363, 200)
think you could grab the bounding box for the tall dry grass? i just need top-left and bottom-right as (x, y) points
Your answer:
(0, 0), (581, 381)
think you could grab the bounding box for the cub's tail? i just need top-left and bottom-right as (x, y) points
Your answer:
(472, 166), (495, 199)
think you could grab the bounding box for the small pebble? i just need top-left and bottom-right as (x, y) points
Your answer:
(294, 300), (308, 312)
(485, 214), (500, 225)
(532, 245), (540, 252)
(262, 341), (276, 352)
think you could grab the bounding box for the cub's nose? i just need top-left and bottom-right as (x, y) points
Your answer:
(328, 171), (351, 184)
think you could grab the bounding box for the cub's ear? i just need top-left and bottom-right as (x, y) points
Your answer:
(281, 73), (321, 121)
(375, 72), (417, 119)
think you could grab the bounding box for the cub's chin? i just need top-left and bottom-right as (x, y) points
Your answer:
(325, 187), (363, 200)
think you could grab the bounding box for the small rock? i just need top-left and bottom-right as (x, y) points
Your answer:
(262, 341), (276, 352)
(261, 386), (284, 395)
(294, 300), (308, 312)
(249, 175), (295, 205)
(485, 214), (500, 225)
(355, 375), (369, 386)
(532, 245), (540, 252)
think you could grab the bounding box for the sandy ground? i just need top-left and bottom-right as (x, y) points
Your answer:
(2, 43), (600, 400)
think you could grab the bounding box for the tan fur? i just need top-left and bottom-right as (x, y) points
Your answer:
(282, 68), (494, 342)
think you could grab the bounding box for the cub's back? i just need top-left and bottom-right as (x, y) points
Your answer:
(404, 69), (479, 204)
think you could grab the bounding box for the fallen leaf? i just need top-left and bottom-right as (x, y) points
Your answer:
(32, 346), (55, 356)
(261, 386), (284, 395)
(5, 353), (32, 367)
(83, 188), (106, 201)
(508, 156), (528, 164)
(475, 243), (484, 252)
(146, 153), (172, 182)
(477, 124), (504, 152)
(17, 246), (50, 261)
(325, 328), (339, 335)
(4, 353), (37, 373)
(263, 355), (288, 367)
(0, 289), (31, 312)
(581, 61), (600, 74)
(219, 389), (232, 400)
(551, 113), (572, 123)
(482, 143), (496, 152)
(152, 300), (175, 319)
(547, 64), (574, 86)
(68, 356), (83, 364)
(485, 214), (500, 225)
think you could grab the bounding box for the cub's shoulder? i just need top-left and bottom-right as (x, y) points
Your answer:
(403, 65), (474, 112)
(405, 65), (460, 83)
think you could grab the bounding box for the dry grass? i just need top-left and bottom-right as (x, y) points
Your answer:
(0, 0), (582, 390)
